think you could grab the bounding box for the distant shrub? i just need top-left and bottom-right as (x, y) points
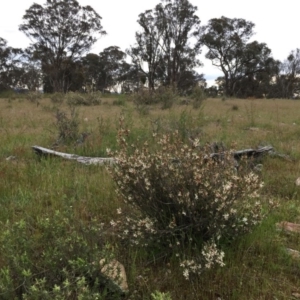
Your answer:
(0, 210), (114, 299)
(112, 98), (125, 106)
(137, 104), (150, 115)
(50, 92), (65, 104)
(190, 86), (206, 109)
(132, 86), (178, 110)
(26, 91), (42, 104)
(156, 86), (179, 109)
(54, 106), (80, 145)
(108, 126), (266, 280)
(66, 92), (101, 106)
(131, 89), (155, 106)
(85, 91), (102, 105)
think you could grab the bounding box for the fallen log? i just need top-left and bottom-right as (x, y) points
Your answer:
(32, 144), (287, 167)
(32, 145), (115, 166)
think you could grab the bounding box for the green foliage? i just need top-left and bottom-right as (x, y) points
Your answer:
(1, 96), (300, 298)
(19, 0), (106, 93)
(190, 86), (206, 109)
(54, 106), (80, 144)
(25, 91), (42, 104)
(0, 38), (23, 92)
(66, 92), (101, 106)
(132, 86), (179, 111)
(50, 92), (65, 104)
(131, 89), (155, 106)
(112, 98), (125, 106)
(156, 86), (179, 109)
(151, 290), (172, 300)
(82, 47), (129, 92)
(127, 0), (201, 90)
(201, 16), (275, 97)
(109, 128), (267, 279)
(168, 109), (203, 142)
(0, 210), (113, 299)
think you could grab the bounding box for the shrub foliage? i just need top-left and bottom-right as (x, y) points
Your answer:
(54, 107), (80, 145)
(132, 86), (179, 110)
(109, 124), (265, 279)
(0, 210), (114, 299)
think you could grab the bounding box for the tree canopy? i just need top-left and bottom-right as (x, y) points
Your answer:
(127, 0), (202, 93)
(81, 46), (130, 92)
(0, 0), (298, 98)
(0, 38), (23, 91)
(200, 16), (275, 97)
(19, 0), (106, 92)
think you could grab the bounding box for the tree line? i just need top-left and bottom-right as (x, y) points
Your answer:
(0, 0), (299, 98)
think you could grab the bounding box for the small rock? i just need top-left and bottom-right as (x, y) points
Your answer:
(277, 222), (300, 234)
(248, 127), (259, 131)
(286, 248), (300, 260)
(6, 156), (17, 161)
(100, 259), (128, 294)
(296, 178), (300, 186)
(292, 292), (300, 298)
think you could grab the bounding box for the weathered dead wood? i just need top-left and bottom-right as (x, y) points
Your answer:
(209, 145), (274, 160)
(32, 145), (115, 165)
(210, 145), (293, 162)
(32, 144), (291, 166)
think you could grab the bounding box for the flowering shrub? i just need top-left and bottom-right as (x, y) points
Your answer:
(108, 125), (265, 279)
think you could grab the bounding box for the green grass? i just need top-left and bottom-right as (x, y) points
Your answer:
(1, 95), (300, 299)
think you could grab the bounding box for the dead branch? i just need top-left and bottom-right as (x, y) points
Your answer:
(32, 144), (292, 167)
(32, 146), (115, 166)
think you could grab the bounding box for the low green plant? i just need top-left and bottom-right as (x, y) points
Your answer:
(151, 290), (172, 300)
(26, 91), (42, 104)
(245, 100), (257, 127)
(53, 106), (80, 145)
(137, 104), (150, 115)
(0, 89), (16, 99)
(85, 92), (102, 105)
(131, 89), (156, 108)
(156, 86), (178, 109)
(190, 86), (206, 109)
(132, 86), (178, 110)
(112, 98), (125, 106)
(66, 92), (101, 106)
(49, 92), (65, 104)
(0, 210), (114, 299)
(108, 128), (267, 280)
(168, 109), (203, 142)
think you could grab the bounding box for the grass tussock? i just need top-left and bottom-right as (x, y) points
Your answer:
(1, 94), (300, 298)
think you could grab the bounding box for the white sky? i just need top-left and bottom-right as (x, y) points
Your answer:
(0, 0), (299, 86)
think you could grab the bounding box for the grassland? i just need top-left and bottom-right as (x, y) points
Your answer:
(1, 94), (300, 299)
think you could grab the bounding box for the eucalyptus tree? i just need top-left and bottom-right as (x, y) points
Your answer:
(82, 46), (129, 92)
(200, 16), (274, 97)
(0, 38), (23, 91)
(16, 47), (43, 91)
(127, 0), (202, 91)
(127, 9), (163, 90)
(276, 49), (300, 98)
(19, 0), (106, 93)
